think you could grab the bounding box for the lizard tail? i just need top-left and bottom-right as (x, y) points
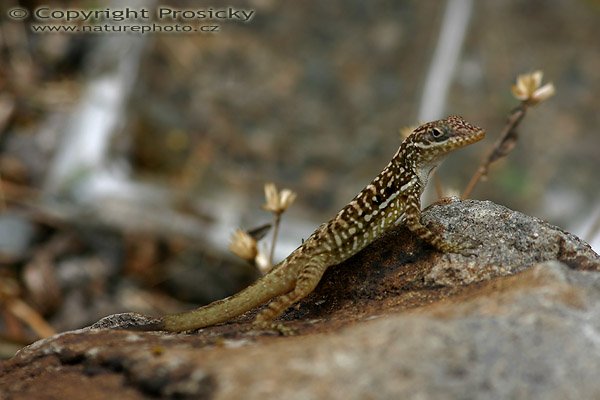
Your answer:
(161, 266), (294, 332)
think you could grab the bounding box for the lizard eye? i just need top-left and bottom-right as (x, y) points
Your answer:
(431, 127), (446, 140)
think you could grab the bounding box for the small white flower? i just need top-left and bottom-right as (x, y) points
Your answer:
(278, 189), (297, 211)
(511, 70), (555, 105)
(530, 83), (556, 104)
(262, 182), (297, 214)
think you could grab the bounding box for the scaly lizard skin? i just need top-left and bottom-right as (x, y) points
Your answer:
(96, 115), (484, 332)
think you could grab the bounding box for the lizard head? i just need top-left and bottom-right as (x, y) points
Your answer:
(404, 115), (485, 171)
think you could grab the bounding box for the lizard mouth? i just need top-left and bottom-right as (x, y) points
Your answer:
(474, 129), (486, 141)
(458, 128), (486, 147)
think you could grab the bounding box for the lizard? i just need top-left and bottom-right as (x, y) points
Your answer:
(94, 115), (485, 333)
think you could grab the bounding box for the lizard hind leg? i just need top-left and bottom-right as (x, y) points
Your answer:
(253, 255), (328, 333)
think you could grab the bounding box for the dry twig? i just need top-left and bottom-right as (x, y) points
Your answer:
(262, 183), (296, 271)
(462, 71), (555, 199)
(228, 183), (296, 274)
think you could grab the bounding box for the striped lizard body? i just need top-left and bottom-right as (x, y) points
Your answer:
(104, 115), (485, 332)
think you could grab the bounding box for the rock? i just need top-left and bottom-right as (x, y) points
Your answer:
(421, 198), (600, 285)
(1, 200), (599, 399)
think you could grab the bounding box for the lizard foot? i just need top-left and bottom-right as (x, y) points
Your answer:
(434, 235), (480, 257)
(251, 320), (296, 336)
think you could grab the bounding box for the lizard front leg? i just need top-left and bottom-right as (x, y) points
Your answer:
(253, 254), (328, 332)
(404, 195), (467, 253)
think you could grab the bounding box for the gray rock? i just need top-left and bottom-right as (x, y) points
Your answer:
(421, 199), (600, 286)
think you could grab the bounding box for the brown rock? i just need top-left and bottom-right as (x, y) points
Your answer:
(2, 200), (599, 399)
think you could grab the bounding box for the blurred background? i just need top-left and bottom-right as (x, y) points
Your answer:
(0, 0), (598, 355)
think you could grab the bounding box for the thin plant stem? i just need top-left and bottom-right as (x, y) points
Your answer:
(462, 103), (528, 199)
(7, 298), (56, 338)
(268, 212), (281, 268)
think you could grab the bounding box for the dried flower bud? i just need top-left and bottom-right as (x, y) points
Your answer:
(530, 83), (556, 104)
(511, 70), (555, 105)
(513, 70), (542, 100)
(262, 182), (297, 214)
(278, 189), (297, 211)
(263, 183), (279, 213)
(228, 229), (258, 261)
